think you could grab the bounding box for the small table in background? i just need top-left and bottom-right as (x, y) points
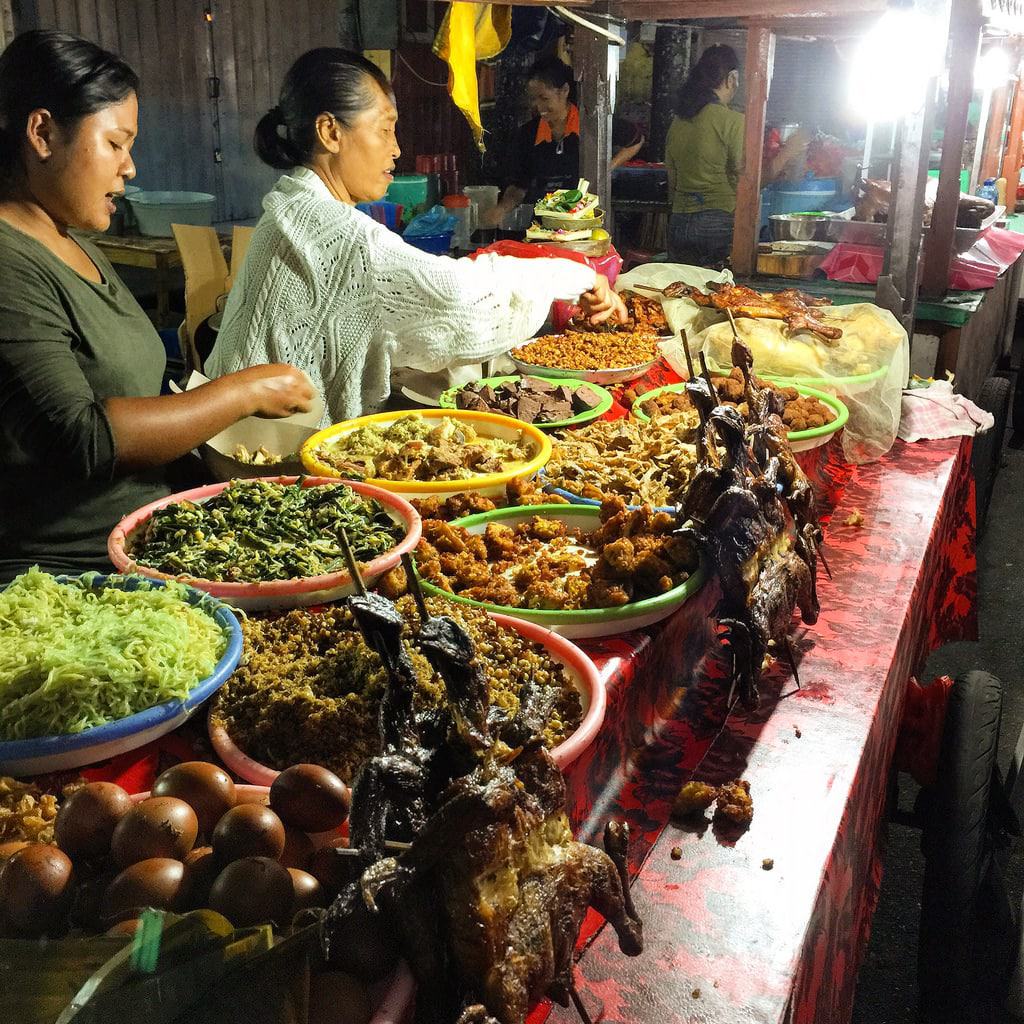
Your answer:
(81, 231), (231, 329)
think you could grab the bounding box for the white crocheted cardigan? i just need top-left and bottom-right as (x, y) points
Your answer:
(206, 168), (597, 425)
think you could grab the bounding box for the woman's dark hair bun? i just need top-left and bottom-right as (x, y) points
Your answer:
(0, 30), (138, 179)
(254, 106), (302, 170)
(255, 47), (394, 170)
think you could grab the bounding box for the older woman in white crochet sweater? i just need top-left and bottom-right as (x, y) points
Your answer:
(206, 48), (626, 426)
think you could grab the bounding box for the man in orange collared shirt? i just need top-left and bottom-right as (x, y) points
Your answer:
(484, 56), (642, 226)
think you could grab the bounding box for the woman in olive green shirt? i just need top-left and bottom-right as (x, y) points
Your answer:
(0, 30), (314, 581)
(664, 45), (744, 269)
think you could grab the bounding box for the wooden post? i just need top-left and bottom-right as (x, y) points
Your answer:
(650, 24), (694, 162)
(575, 4), (618, 234)
(922, 1), (982, 298)
(731, 24), (774, 277)
(1001, 58), (1024, 193)
(980, 81), (1010, 182)
(877, 0), (952, 337)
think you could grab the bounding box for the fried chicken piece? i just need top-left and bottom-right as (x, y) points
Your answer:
(440, 556), (491, 589)
(525, 517), (567, 542)
(463, 578), (519, 606)
(411, 496), (445, 520)
(483, 522), (517, 560)
(672, 781), (718, 818)
(599, 495), (629, 522)
(649, 511), (677, 535)
(523, 580), (569, 610)
(634, 550), (673, 584)
(602, 537), (636, 576)
(425, 519), (468, 553)
(587, 575), (631, 607)
(377, 565), (409, 599)
(714, 780), (753, 828)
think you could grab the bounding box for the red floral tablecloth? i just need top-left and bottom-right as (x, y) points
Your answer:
(542, 436), (976, 1024)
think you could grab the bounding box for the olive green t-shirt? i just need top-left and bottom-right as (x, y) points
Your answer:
(0, 220), (170, 582)
(665, 103), (745, 215)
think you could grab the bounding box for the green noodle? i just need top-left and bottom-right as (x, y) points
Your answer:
(0, 568), (228, 741)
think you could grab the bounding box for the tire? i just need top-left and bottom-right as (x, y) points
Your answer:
(972, 375), (1011, 531)
(918, 671), (1004, 1023)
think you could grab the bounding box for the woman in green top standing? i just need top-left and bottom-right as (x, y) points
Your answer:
(664, 45), (744, 268)
(0, 30), (314, 582)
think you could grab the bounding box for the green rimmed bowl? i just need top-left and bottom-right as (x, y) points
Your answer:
(415, 504), (704, 639)
(439, 375), (614, 431)
(630, 381), (849, 453)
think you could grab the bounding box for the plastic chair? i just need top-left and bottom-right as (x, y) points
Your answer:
(171, 223), (229, 375)
(228, 225), (254, 288)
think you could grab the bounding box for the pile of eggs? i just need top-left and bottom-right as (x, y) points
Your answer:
(0, 761), (351, 937)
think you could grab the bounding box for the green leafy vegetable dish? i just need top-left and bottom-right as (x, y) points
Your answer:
(0, 568), (227, 740)
(128, 479), (401, 583)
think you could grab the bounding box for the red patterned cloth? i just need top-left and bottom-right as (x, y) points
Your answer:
(542, 437), (976, 1024)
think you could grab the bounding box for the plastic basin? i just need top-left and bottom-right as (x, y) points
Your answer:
(126, 191), (216, 236)
(108, 476), (422, 611)
(416, 504), (705, 639)
(300, 409), (552, 500)
(208, 609), (605, 783)
(404, 231), (452, 255)
(0, 574), (242, 777)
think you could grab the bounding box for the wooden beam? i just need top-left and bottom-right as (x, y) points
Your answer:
(980, 81), (1010, 182)
(922, 0), (982, 297)
(575, 6), (618, 235)
(613, 0), (885, 20)
(1001, 64), (1024, 191)
(731, 25), (774, 276)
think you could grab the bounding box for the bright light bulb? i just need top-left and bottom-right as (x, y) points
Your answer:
(975, 47), (1011, 91)
(848, 6), (946, 118)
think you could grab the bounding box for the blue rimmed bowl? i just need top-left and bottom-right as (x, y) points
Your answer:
(0, 574), (242, 777)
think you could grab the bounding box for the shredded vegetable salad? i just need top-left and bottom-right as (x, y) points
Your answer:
(0, 569), (227, 740)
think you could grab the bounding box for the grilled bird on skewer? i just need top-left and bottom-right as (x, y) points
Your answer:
(679, 343), (822, 706)
(322, 588), (643, 1024)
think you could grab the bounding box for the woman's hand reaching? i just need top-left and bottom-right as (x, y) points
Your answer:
(236, 364), (316, 418)
(578, 275), (628, 326)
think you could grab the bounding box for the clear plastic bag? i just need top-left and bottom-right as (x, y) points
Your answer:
(661, 301), (909, 463)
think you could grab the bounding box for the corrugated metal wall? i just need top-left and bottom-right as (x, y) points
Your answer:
(20, 1), (341, 220)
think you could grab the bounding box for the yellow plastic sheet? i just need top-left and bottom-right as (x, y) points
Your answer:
(433, 2), (511, 151)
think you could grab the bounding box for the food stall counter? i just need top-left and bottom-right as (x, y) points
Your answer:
(547, 435), (976, 1024)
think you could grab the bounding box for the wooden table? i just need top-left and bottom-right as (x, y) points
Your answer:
(82, 231), (230, 329)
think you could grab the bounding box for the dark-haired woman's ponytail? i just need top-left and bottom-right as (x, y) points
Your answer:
(254, 106), (301, 169)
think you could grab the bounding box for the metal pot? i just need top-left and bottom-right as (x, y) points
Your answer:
(769, 213), (830, 242)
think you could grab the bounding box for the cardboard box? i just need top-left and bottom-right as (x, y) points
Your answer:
(170, 372), (324, 481)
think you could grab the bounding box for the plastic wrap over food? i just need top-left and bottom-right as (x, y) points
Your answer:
(660, 302), (909, 463)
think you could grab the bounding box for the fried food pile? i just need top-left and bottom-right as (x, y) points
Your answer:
(544, 417), (699, 508)
(673, 779), (754, 829)
(677, 341), (822, 706)
(636, 367), (836, 434)
(415, 498), (698, 610)
(312, 415), (536, 482)
(671, 281), (843, 342)
(319, 588), (643, 1024)
(568, 290), (669, 337)
(512, 331), (658, 372)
